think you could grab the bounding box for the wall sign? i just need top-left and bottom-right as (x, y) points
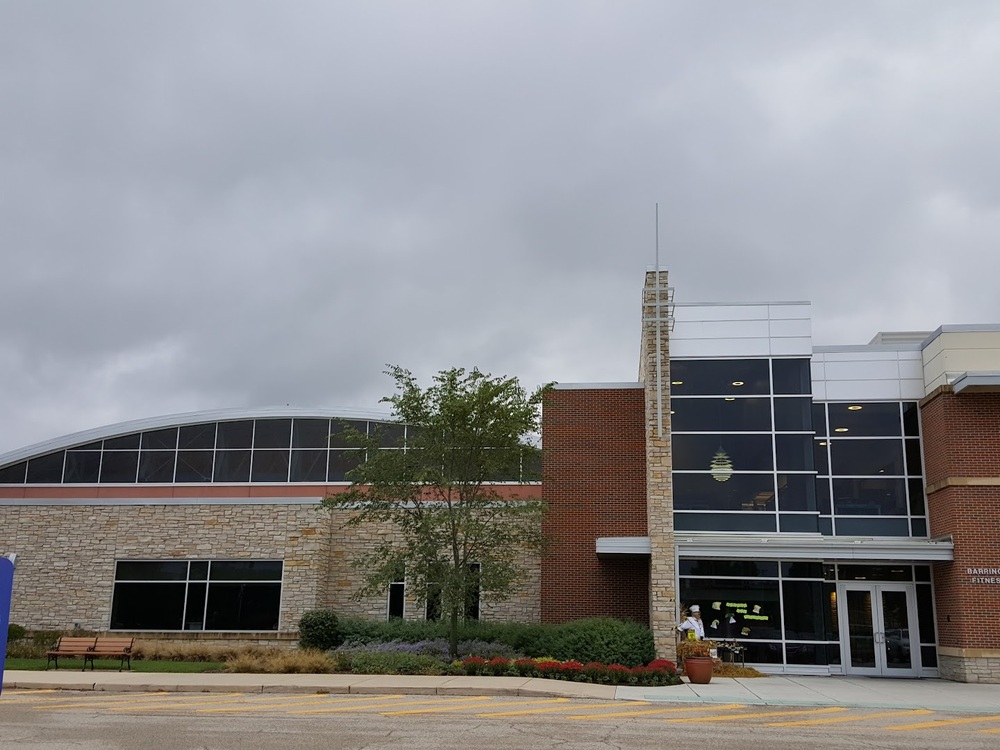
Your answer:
(967, 567), (1000, 584)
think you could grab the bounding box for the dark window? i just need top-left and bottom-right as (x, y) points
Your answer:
(775, 435), (815, 471)
(818, 517), (833, 535)
(830, 439), (905, 476)
(465, 563), (481, 621)
(779, 513), (818, 532)
(678, 577), (782, 640)
(812, 403), (828, 436)
(921, 646), (937, 668)
(253, 419), (291, 449)
(672, 434), (773, 472)
(911, 518), (928, 536)
(679, 560), (779, 578)
(111, 560), (282, 631)
(371, 421), (406, 447)
(290, 450), (327, 482)
(782, 581), (836, 640)
(179, 423), (216, 449)
(141, 428), (178, 450)
(838, 564), (912, 581)
(916, 585), (935, 646)
(673, 473), (777, 512)
(908, 479), (926, 515)
(175, 451), (214, 482)
(328, 420), (368, 448)
(217, 421), (254, 449)
(904, 439), (923, 475)
(814, 440), (830, 475)
(816, 479), (832, 514)
(215, 450), (251, 482)
(827, 403), (902, 437)
(902, 403), (920, 436)
(670, 397), (772, 432)
(250, 450), (289, 482)
(0, 461), (27, 484)
(674, 512), (776, 532)
(100, 451), (138, 483)
(138, 451), (176, 483)
(771, 359), (811, 394)
(834, 517), (910, 536)
(777, 474), (816, 511)
(388, 578), (405, 619)
(781, 562), (824, 579)
(73, 440), (104, 451)
(205, 583), (281, 630)
(110, 582), (185, 629)
(785, 643), (835, 666)
(773, 398), (813, 431)
(64, 452), (101, 483)
(115, 561), (189, 580)
(104, 433), (140, 450)
(26, 452), (65, 483)
(292, 419), (331, 448)
(328, 449), (363, 481)
(670, 359), (771, 395)
(210, 561), (282, 580)
(425, 584), (442, 621)
(833, 478), (907, 515)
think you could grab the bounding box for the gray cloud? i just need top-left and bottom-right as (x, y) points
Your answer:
(2, 1), (1000, 453)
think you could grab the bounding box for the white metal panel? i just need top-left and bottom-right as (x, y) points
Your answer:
(900, 379), (926, 400)
(824, 359), (902, 381)
(769, 318), (812, 338)
(824, 379), (902, 401)
(769, 337), (813, 356)
(811, 381), (828, 400)
(670, 337), (773, 358)
(821, 349), (902, 362)
(672, 304), (771, 322)
(768, 303), (812, 320)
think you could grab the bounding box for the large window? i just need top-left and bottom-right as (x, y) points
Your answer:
(671, 358), (816, 533)
(110, 560), (283, 631)
(814, 402), (926, 537)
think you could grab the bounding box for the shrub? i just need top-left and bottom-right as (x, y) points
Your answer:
(299, 610), (343, 651)
(348, 652), (446, 675)
(534, 618), (655, 667)
(226, 648), (335, 674)
(7, 623), (26, 642)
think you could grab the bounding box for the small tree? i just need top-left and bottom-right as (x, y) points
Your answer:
(323, 365), (547, 658)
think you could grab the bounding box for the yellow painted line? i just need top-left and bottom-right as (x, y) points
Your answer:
(290, 696), (489, 716)
(0, 690), (61, 698)
(667, 706), (847, 723)
(567, 703), (745, 720)
(481, 701), (648, 717)
(108, 692), (362, 712)
(888, 714), (1000, 731)
(768, 708), (933, 727)
(32, 692), (191, 710)
(385, 698), (568, 716)
(197, 694), (390, 714)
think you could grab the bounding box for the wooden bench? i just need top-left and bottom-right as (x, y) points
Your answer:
(84, 637), (134, 672)
(46, 636), (97, 670)
(45, 636), (135, 671)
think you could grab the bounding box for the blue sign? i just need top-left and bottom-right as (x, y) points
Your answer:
(0, 556), (15, 696)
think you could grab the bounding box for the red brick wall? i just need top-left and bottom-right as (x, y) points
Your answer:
(541, 387), (649, 624)
(922, 390), (1000, 650)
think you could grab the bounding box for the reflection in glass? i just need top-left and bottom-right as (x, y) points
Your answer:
(670, 397), (772, 432)
(881, 590), (913, 670)
(773, 398), (813, 431)
(833, 478), (907, 515)
(100, 451), (139, 483)
(672, 434), (774, 471)
(670, 359), (770, 395)
(846, 589), (876, 668)
(771, 359), (812, 394)
(775, 435), (815, 471)
(673, 473), (777, 511)
(253, 419), (292, 449)
(777, 474), (816, 511)
(830, 439), (905, 476)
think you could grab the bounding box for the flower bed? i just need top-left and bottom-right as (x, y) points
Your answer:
(451, 656), (681, 686)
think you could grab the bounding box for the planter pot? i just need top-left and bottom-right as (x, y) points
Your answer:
(684, 656), (714, 684)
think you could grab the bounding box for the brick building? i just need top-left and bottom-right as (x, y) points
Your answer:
(2, 270), (999, 681)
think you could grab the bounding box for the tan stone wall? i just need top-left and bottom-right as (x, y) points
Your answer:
(0, 502), (331, 633)
(939, 651), (1000, 684)
(0, 501), (541, 637)
(324, 510), (541, 623)
(641, 270), (678, 661)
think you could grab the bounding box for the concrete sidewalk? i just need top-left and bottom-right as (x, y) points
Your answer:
(5, 670), (1000, 713)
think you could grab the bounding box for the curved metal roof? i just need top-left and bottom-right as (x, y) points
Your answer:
(0, 406), (395, 468)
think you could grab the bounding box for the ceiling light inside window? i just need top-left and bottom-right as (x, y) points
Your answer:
(732, 381), (745, 386)
(848, 405), (863, 411)
(671, 381), (683, 385)
(834, 427), (849, 433)
(724, 397), (736, 401)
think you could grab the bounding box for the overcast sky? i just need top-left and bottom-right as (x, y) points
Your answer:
(2, 1), (1000, 454)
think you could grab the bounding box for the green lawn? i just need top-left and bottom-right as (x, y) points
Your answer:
(4, 658), (225, 673)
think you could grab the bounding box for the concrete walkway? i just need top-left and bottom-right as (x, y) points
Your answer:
(4, 670), (1000, 712)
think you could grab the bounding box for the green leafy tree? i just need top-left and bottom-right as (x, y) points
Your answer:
(323, 365), (547, 658)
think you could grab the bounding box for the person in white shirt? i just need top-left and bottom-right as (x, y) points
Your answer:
(678, 604), (706, 640)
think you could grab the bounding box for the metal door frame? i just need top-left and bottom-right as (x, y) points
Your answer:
(838, 582), (920, 678)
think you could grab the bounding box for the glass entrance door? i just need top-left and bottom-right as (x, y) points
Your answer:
(839, 583), (919, 677)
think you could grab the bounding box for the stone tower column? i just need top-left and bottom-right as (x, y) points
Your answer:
(640, 270), (677, 661)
